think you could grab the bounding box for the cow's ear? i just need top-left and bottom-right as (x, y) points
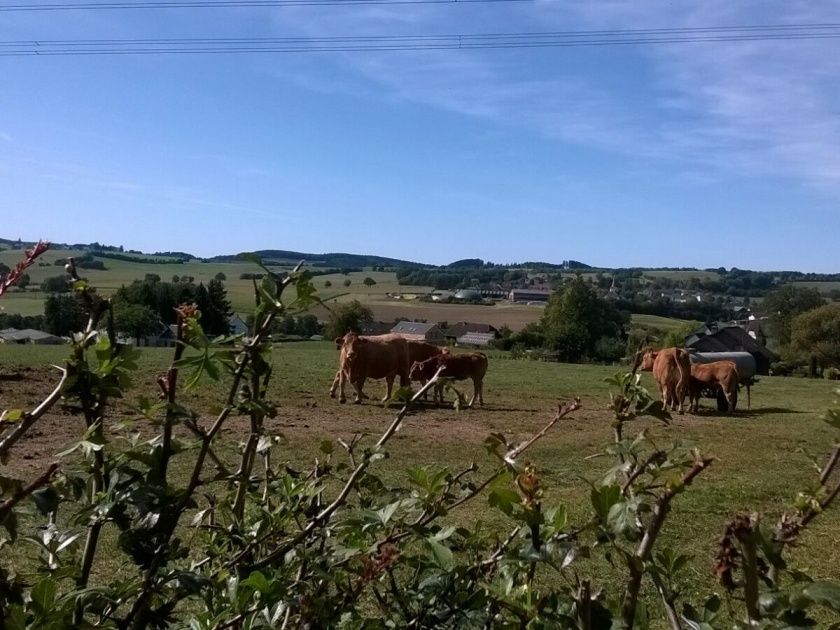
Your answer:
(334, 337), (343, 345)
(441, 347), (450, 355)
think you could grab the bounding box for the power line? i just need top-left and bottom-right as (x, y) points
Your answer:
(0, 0), (532, 11)
(3, 24), (840, 55)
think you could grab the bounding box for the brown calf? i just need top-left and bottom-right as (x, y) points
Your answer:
(410, 351), (488, 408)
(688, 360), (739, 413)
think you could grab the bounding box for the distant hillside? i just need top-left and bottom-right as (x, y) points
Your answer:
(208, 249), (424, 269)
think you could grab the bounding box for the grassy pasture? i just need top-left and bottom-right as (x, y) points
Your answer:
(1, 341), (839, 621)
(0, 247), (551, 330)
(630, 313), (699, 332)
(793, 281), (840, 294)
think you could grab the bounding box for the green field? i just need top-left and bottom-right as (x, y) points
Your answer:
(2, 341), (838, 623)
(794, 281), (840, 294)
(630, 313), (699, 331)
(0, 247), (552, 330)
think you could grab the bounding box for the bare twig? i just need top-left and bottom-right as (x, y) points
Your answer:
(0, 462), (59, 519)
(0, 366), (68, 458)
(505, 399), (581, 464)
(819, 444), (840, 486)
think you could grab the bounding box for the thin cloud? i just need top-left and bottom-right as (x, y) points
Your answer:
(269, 0), (840, 194)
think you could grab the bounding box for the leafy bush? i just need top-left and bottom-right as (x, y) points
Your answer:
(770, 361), (798, 376)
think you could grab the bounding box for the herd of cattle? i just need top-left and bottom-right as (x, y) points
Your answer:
(328, 332), (488, 406)
(326, 332), (742, 414)
(640, 347), (741, 413)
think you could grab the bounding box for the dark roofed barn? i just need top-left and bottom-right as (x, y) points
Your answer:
(685, 325), (777, 375)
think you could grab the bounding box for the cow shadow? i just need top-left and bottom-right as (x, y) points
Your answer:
(733, 406), (805, 417)
(689, 406), (803, 418)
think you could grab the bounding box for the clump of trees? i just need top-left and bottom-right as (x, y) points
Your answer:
(790, 304), (840, 368)
(43, 293), (87, 336)
(271, 313), (322, 338)
(324, 299), (373, 339)
(111, 276), (232, 335)
(763, 285), (826, 346)
(495, 277), (629, 362)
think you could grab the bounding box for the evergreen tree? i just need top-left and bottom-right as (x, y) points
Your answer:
(195, 279), (232, 336)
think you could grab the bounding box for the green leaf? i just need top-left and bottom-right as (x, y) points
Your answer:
(590, 483), (621, 522)
(488, 483), (520, 516)
(377, 501), (401, 525)
(4, 604), (26, 630)
(240, 571), (270, 595)
(607, 497), (642, 539)
(31, 486), (60, 516)
(801, 581), (840, 611)
(30, 577), (56, 615)
(427, 539), (454, 570)
(0, 408), (23, 423)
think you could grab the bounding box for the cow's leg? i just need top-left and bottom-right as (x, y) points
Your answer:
(467, 379), (477, 408)
(338, 369), (348, 404)
(434, 383), (443, 407)
(382, 375), (395, 402)
(476, 378), (484, 407)
(329, 370), (340, 398)
(353, 377), (366, 404)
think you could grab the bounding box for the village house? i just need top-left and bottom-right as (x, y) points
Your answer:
(443, 321), (500, 343)
(455, 331), (497, 347)
(0, 328), (64, 345)
(390, 321), (445, 344)
(228, 314), (249, 336)
(508, 288), (552, 303)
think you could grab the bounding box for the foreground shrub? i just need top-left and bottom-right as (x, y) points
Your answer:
(1, 245), (839, 628)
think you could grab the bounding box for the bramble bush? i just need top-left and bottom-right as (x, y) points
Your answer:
(1, 243), (839, 628)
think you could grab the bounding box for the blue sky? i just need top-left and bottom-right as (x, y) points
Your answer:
(2, 1), (840, 270)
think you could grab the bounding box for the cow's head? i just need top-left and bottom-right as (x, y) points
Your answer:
(410, 356), (437, 380)
(341, 333), (366, 366)
(638, 349), (658, 371)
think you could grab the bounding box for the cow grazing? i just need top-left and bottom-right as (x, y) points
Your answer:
(688, 360), (739, 413)
(639, 347), (691, 413)
(334, 333), (410, 404)
(410, 351), (488, 408)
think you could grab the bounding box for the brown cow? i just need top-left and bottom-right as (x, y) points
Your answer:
(688, 360), (739, 413)
(329, 338), (442, 400)
(639, 347), (691, 413)
(410, 351), (488, 408)
(335, 333), (410, 404)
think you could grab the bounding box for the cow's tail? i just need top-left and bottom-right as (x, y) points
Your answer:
(675, 354), (690, 408)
